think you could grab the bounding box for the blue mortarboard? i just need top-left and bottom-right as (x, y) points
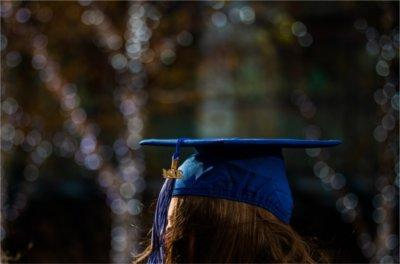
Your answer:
(140, 138), (341, 263)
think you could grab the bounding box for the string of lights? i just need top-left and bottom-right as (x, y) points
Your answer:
(2, 6), (140, 261)
(1, 1), (186, 261)
(1, 0), (17, 244)
(78, 2), (161, 261)
(1, 98), (50, 222)
(1, 1), (398, 262)
(28, 23), (143, 264)
(354, 18), (399, 263)
(288, 17), (399, 263)
(79, 2), (198, 259)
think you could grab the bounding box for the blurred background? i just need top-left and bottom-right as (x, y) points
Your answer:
(1, 1), (399, 263)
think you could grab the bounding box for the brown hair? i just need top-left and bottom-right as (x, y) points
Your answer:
(134, 196), (327, 263)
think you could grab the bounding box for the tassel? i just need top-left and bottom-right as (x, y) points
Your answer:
(148, 139), (184, 263)
(148, 178), (175, 263)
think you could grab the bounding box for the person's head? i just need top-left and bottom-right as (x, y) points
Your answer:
(137, 138), (340, 263)
(135, 195), (326, 263)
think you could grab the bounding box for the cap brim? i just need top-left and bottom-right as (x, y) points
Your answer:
(139, 138), (341, 148)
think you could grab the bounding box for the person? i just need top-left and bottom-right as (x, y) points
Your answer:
(134, 138), (341, 263)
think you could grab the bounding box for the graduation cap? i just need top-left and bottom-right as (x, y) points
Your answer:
(140, 138), (341, 263)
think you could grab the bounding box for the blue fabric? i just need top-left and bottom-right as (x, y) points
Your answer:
(141, 138), (341, 263)
(148, 178), (175, 263)
(172, 138), (186, 159)
(140, 138), (341, 148)
(172, 151), (293, 223)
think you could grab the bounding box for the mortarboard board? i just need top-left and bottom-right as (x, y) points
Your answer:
(139, 138), (341, 263)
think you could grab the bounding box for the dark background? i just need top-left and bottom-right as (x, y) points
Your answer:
(1, 1), (399, 263)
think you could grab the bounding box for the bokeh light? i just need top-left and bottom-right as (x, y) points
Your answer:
(1, 1), (398, 263)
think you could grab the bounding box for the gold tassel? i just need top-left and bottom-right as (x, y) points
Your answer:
(162, 157), (182, 179)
